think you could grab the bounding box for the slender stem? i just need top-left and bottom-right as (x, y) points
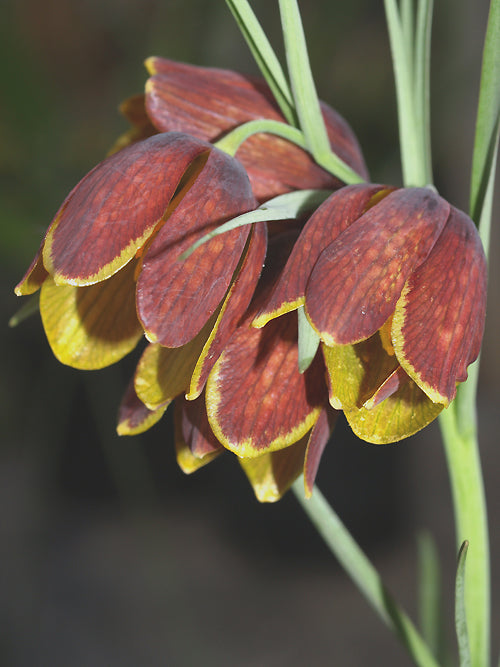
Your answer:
(225, 0), (298, 126)
(384, 1), (491, 664)
(215, 118), (365, 184)
(384, 0), (425, 185)
(215, 118), (306, 156)
(439, 409), (490, 667)
(439, 2), (500, 663)
(414, 0), (434, 183)
(278, 0), (331, 160)
(292, 480), (440, 667)
(469, 0), (500, 223)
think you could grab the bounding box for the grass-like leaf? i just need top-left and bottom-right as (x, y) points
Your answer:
(225, 0), (297, 126)
(417, 532), (450, 664)
(179, 189), (331, 260)
(455, 540), (471, 667)
(278, 0), (331, 160)
(297, 305), (319, 373)
(470, 0), (500, 225)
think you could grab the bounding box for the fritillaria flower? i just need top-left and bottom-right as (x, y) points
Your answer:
(14, 132), (262, 368)
(255, 185), (487, 443)
(13, 56), (372, 500)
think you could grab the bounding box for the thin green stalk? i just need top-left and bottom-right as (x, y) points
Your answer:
(384, 1), (493, 664)
(439, 1), (500, 663)
(417, 532), (446, 662)
(439, 409), (490, 667)
(400, 0), (415, 54)
(455, 541), (472, 667)
(292, 480), (440, 667)
(469, 0), (500, 224)
(414, 0), (434, 183)
(383, 0), (427, 185)
(225, 0), (298, 126)
(215, 118), (364, 184)
(278, 0), (331, 160)
(384, 0), (427, 186)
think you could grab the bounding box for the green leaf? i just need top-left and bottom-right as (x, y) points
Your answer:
(214, 118), (306, 156)
(179, 188), (331, 260)
(278, 0), (330, 159)
(292, 480), (440, 667)
(225, 0), (297, 126)
(470, 0), (500, 225)
(455, 540), (472, 667)
(383, 0), (430, 186)
(297, 305), (319, 373)
(414, 0), (434, 183)
(417, 532), (449, 664)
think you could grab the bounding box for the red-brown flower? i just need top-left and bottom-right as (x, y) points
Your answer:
(255, 185), (487, 443)
(14, 56), (371, 500)
(15, 132), (263, 368)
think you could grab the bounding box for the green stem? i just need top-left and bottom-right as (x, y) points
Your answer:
(292, 480), (440, 667)
(384, 0), (430, 185)
(439, 408), (490, 667)
(278, 0), (331, 159)
(384, 1), (492, 664)
(225, 0), (298, 126)
(215, 119), (364, 184)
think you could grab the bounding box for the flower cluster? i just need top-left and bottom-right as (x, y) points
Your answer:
(15, 58), (487, 501)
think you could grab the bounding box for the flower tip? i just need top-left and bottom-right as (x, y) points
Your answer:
(250, 314), (268, 329)
(144, 56), (158, 75)
(298, 355), (314, 374)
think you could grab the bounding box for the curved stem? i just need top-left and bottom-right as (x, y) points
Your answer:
(292, 480), (440, 667)
(215, 119), (364, 184)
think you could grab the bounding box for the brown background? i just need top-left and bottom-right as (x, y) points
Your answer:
(1, 1), (498, 665)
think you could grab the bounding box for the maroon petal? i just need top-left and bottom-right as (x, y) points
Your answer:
(117, 377), (167, 435)
(188, 222), (268, 399)
(175, 394), (224, 462)
(254, 184), (390, 326)
(43, 133), (211, 285)
(306, 188), (451, 345)
(145, 58), (368, 200)
(14, 240), (48, 295)
(205, 311), (328, 457)
(392, 206), (487, 405)
(136, 146), (257, 347)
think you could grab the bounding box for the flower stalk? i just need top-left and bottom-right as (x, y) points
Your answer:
(292, 480), (440, 667)
(384, 1), (498, 665)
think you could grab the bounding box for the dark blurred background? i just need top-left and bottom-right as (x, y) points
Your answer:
(1, 1), (498, 665)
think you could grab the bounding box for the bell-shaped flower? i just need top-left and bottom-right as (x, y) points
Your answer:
(117, 230), (338, 501)
(15, 132), (265, 369)
(115, 57), (369, 201)
(255, 185), (487, 443)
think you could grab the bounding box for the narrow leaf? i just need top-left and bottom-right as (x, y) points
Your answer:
(179, 189), (331, 260)
(297, 305), (320, 373)
(455, 541), (472, 667)
(417, 532), (447, 662)
(225, 0), (297, 125)
(470, 0), (500, 224)
(414, 0), (434, 183)
(278, 0), (331, 159)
